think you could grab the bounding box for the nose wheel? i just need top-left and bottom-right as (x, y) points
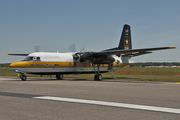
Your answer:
(20, 74), (27, 81)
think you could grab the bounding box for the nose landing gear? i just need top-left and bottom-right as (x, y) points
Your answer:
(20, 74), (27, 81)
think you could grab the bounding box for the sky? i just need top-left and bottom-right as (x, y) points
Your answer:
(0, 0), (180, 63)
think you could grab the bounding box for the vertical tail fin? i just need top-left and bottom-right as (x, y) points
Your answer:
(104, 24), (132, 52)
(119, 24), (132, 50)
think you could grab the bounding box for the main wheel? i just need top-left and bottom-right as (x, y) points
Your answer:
(21, 75), (27, 81)
(56, 74), (63, 80)
(94, 74), (103, 81)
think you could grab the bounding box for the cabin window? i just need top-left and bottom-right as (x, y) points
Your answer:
(36, 57), (41, 61)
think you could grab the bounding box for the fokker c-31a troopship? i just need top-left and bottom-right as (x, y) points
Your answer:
(8, 24), (176, 81)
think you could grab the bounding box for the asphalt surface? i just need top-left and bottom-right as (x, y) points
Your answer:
(0, 77), (180, 120)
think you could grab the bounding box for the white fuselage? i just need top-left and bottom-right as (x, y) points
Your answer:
(9, 52), (134, 75)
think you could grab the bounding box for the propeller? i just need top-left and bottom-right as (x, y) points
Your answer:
(34, 45), (40, 52)
(68, 44), (86, 52)
(68, 43), (76, 52)
(69, 44), (90, 61)
(80, 47), (86, 52)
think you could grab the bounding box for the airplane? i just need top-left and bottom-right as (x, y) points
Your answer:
(8, 24), (176, 81)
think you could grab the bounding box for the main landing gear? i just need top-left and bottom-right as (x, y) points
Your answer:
(20, 74), (27, 81)
(93, 64), (103, 81)
(56, 74), (63, 80)
(94, 74), (103, 81)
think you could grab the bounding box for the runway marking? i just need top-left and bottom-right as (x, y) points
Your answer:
(33, 96), (180, 114)
(0, 77), (17, 80)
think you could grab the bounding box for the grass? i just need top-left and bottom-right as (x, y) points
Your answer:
(1, 67), (180, 82)
(103, 74), (180, 82)
(114, 67), (180, 76)
(0, 67), (17, 76)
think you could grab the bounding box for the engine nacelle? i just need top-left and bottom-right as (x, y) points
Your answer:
(73, 53), (115, 66)
(94, 56), (115, 64)
(80, 52), (93, 60)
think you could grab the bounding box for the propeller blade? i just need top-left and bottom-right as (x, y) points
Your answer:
(34, 45), (40, 52)
(80, 47), (86, 52)
(69, 43), (76, 52)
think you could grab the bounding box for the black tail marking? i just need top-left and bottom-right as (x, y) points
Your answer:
(118, 24), (132, 50)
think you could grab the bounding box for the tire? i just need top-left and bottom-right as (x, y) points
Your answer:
(56, 74), (63, 80)
(98, 74), (103, 81)
(21, 75), (27, 81)
(94, 74), (98, 80)
(94, 74), (103, 81)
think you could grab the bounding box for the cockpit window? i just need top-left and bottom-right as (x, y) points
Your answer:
(25, 56), (33, 61)
(24, 56), (41, 61)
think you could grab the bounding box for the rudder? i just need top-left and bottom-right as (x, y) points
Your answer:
(118, 24), (132, 50)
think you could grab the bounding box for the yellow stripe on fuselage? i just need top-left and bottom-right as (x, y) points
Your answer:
(9, 61), (132, 68)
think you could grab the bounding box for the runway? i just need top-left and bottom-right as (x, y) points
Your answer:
(0, 77), (180, 120)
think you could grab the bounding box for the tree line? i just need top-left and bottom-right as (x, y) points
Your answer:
(129, 62), (180, 67)
(0, 63), (10, 67)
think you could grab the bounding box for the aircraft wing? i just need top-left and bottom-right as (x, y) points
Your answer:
(7, 54), (29, 56)
(94, 46), (176, 57)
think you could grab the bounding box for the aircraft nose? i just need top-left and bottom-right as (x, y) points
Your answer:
(9, 63), (13, 68)
(9, 61), (30, 68)
(9, 62), (18, 70)
(9, 62), (17, 68)
(9, 62), (22, 68)
(9, 62), (25, 72)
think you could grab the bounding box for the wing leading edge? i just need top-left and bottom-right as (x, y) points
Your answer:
(93, 46), (176, 57)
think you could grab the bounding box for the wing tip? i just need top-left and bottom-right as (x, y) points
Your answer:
(7, 54), (29, 56)
(169, 46), (176, 49)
